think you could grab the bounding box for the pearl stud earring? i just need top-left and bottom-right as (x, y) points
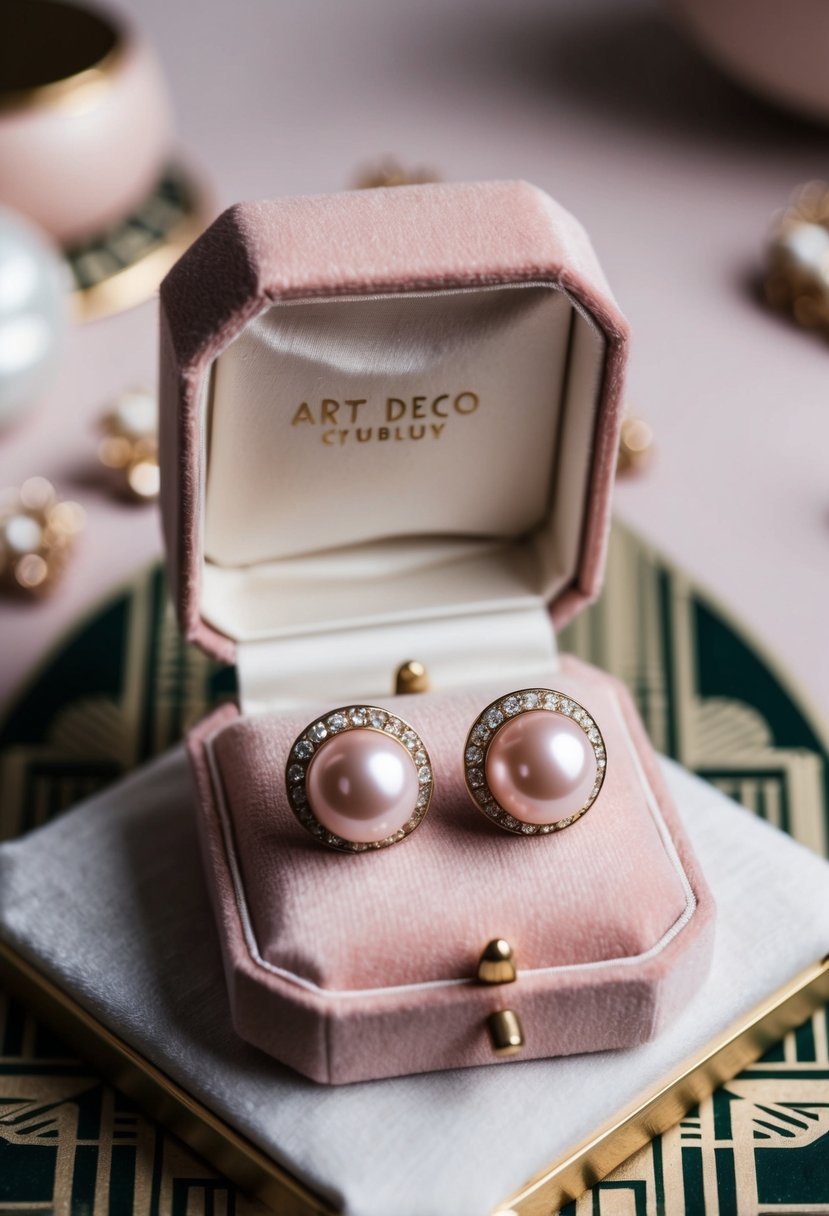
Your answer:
(463, 690), (606, 835)
(286, 705), (433, 852)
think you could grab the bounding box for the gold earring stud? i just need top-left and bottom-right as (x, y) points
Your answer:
(464, 689), (606, 835)
(287, 705), (433, 852)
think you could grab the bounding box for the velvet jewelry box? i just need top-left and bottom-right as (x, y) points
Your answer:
(158, 179), (715, 1084)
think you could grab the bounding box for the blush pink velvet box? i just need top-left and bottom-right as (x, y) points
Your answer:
(158, 179), (715, 1085)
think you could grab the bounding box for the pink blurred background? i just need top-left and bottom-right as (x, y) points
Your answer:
(2, 0), (827, 718)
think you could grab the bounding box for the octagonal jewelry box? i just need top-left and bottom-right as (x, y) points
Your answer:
(158, 179), (715, 1084)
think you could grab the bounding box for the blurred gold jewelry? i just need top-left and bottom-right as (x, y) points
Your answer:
(765, 182), (829, 335)
(97, 388), (159, 501)
(0, 477), (84, 596)
(352, 157), (438, 190)
(617, 415), (654, 476)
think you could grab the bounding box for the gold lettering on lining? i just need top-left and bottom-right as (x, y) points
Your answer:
(455, 391), (479, 414)
(291, 402), (315, 426)
(345, 399), (367, 423)
(294, 393), (479, 445)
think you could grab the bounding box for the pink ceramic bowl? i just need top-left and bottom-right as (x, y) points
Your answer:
(0, 0), (172, 244)
(668, 0), (829, 124)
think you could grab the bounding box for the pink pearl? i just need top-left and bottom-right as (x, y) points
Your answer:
(306, 730), (420, 843)
(485, 710), (597, 825)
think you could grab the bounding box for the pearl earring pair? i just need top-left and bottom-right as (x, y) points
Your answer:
(285, 690), (607, 853)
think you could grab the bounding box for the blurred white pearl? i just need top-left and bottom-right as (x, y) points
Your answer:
(112, 388), (157, 440)
(0, 206), (67, 430)
(3, 513), (43, 554)
(780, 222), (829, 278)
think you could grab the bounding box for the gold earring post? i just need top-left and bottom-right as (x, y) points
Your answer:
(395, 660), (430, 696)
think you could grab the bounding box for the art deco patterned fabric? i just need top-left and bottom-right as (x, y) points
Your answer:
(0, 524), (827, 1215)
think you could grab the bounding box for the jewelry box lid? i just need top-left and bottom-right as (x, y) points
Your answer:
(158, 180), (629, 702)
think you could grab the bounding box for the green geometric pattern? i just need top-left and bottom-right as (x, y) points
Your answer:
(0, 521), (826, 1215)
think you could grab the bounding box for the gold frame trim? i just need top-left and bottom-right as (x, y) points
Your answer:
(0, 938), (825, 1215)
(0, 940), (337, 1216)
(495, 955), (829, 1216)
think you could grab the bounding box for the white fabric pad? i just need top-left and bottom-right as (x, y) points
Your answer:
(0, 753), (827, 1216)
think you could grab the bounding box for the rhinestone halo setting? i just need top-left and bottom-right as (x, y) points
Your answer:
(286, 705), (433, 852)
(463, 689), (607, 835)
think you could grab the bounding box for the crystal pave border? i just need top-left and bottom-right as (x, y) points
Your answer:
(285, 706), (433, 853)
(463, 689), (607, 835)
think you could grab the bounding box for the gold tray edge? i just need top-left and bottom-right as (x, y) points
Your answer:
(1, 937), (826, 1216)
(495, 955), (829, 1216)
(0, 939), (338, 1216)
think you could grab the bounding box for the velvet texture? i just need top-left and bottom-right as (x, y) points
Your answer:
(189, 656), (715, 1084)
(161, 179), (711, 1084)
(158, 180), (630, 663)
(0, 752), (824, 1215)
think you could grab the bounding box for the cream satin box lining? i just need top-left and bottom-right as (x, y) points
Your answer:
(0, 752), (826, 1216)
(204, 679), (698, 999)
(195, 277), (604, 710)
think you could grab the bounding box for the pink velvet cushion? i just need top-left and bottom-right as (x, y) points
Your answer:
(204, 658), (699, 992)
(189, 656), (715, 1081)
